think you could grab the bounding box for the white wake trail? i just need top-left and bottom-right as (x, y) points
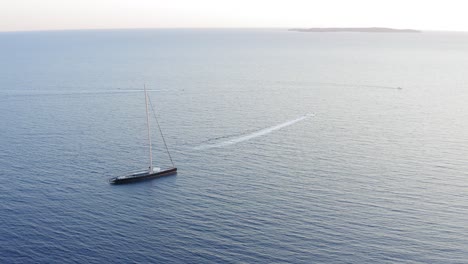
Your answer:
(195, 114), (313, 150)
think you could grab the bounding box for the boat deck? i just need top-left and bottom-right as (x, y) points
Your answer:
(109, 167), (177, 184)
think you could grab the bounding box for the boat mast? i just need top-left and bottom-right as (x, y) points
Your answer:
(144, 84), (153, 173)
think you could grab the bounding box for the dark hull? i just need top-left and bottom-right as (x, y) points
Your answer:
(109, 167), (177, 184)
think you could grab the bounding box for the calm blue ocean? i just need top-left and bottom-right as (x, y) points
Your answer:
(1, 29), (468, 263)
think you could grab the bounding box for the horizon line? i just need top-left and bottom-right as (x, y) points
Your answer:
(1, 26), (467, 34)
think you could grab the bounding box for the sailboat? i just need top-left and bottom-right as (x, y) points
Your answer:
(109, 85), (177, 184)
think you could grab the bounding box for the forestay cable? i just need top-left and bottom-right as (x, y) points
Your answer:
(147, 93), (175, 168)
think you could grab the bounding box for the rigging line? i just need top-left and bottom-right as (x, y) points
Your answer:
(147, 94), (175, 167)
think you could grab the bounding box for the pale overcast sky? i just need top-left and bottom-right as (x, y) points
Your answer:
(1, 0), (468, 32)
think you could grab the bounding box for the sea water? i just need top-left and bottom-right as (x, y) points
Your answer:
(1, 29), (468, 263)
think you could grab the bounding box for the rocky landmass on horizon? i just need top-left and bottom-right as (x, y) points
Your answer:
(289, 27), (421, 33)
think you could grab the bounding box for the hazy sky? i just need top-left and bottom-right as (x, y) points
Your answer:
(1, 0), (468, 32)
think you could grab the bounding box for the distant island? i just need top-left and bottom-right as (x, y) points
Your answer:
(289, 27), (421, 33)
